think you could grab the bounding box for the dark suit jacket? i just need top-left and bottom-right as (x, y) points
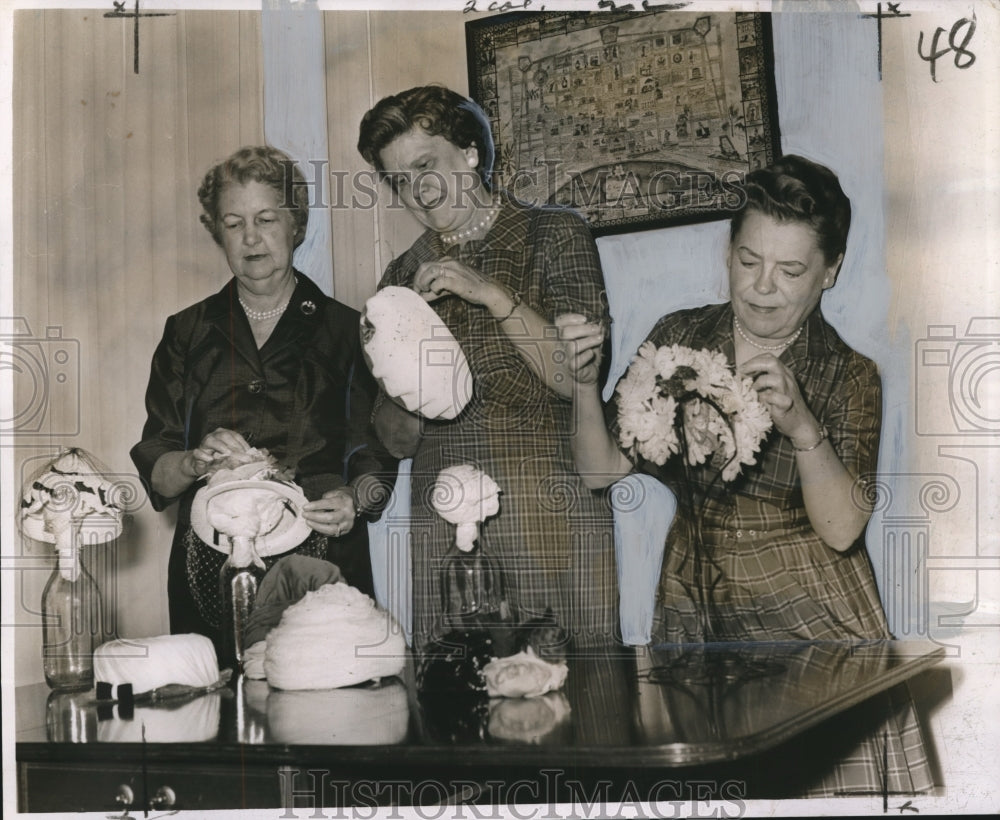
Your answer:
(131, 272), (397, 513)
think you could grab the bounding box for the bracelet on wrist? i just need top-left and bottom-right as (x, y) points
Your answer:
(346, 484), (364, 518)
(792, 425), (828, 452)
(494, 290), (522, 322)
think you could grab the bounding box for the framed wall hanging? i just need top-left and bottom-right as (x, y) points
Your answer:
(466, 10), (781, 236)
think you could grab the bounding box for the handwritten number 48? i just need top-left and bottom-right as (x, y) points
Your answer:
(918, 16), (976, 82)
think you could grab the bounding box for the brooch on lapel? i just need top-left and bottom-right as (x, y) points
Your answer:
(300, 300), (317, 316)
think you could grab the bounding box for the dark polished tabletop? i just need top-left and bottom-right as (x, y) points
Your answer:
(18, 639), (944, 768)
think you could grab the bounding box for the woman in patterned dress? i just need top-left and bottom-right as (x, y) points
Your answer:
(357, 86), (617, 650)
(558, 154), (932, 795)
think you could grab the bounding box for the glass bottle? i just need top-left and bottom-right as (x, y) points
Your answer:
(42, 548), (103, 691)
(440, 539), (512, 631)
(45, 689), (97, 742)
(219, 537), (266, 672)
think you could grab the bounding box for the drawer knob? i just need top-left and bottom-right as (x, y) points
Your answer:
(115, 784), (134, 808)
(150, 785), (177, 809)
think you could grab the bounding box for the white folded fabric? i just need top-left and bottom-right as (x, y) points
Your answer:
(94, 634), (219, 696)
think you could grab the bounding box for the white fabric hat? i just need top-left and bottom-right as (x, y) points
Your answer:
(361, 286), (473, 420)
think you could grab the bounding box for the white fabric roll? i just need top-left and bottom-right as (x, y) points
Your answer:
(94, 634), (219, 695)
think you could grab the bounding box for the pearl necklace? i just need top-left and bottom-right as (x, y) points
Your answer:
(240, 297), (289, 321)
(439, 203), (501, 245)
(733, 314), (802, 352)
(239, 277), (297, 322)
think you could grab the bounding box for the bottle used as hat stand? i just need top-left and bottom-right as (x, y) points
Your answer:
(219, 535), (266, 673)
(38, 517), (121, 691)
(19, 448), (127, 692)
(430, 464), (509, 639)
(440, 538), (513, 632)
(42, 537), (104, 691)
(190, 477), (313, 672)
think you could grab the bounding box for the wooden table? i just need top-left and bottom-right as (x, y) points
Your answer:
(15, 639), (944, 812)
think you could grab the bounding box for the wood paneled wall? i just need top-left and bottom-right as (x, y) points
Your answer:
(10, 6), (468, 685)
(11, 9), (264, 685)
(325, 10), (468, 311)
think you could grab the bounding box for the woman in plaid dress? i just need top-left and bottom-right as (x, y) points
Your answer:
(560, 155), (932, 795)
(357, 86), (617, 651)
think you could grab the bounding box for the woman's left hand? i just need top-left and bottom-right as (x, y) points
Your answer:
(302, 488), (356, 537)
(413, 259), (507, 314)
(555, 313), (605, 386)
(739, 353), (824, 448)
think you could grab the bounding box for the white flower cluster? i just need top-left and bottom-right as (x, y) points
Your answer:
(431, 464), (501, 551)
(616, 342), (773, 482)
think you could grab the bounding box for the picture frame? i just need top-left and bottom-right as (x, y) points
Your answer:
(466, 10), (781, 236)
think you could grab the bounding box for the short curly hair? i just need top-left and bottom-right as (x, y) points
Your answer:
(357, 85), (495, 190)
(197, 145), (309, 247)
(731, 154), (851, 268)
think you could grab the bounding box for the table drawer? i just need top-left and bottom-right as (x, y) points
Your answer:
(19, 761), (281, 812)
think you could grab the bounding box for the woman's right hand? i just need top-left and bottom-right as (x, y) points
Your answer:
(555, 314), (604, 386)
(186, 428), (251, 477)
(150, 428), (251, 500)
(413, 259), (500, 309)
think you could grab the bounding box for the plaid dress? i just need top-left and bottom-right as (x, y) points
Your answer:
(378, 195), (617, 650)
(608, 301), (932, 795)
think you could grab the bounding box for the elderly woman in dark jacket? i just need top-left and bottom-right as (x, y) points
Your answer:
(131, 145), (396, 654)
